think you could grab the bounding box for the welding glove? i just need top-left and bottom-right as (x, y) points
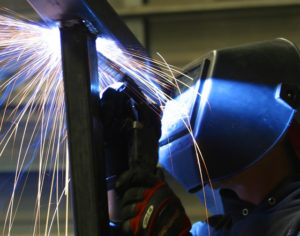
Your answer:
(100, 81), (161, 184)
(100, 86), (133, 186)
(100, 80), (191, 235)
(115, 167), (192, 236)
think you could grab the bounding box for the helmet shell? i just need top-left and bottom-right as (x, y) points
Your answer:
(159, 39), (300, 192)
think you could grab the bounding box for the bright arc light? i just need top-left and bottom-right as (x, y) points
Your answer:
(96, 37), (125, 60)
(39, 25), (61, 59)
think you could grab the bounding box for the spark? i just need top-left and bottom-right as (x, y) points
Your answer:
(0, 8), (214, 236)
(0, 10), (66, 236)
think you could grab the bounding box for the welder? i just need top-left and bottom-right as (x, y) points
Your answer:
(100, 38), (300, 236)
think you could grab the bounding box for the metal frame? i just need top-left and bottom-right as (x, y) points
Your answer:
(27, 1), (162, 234)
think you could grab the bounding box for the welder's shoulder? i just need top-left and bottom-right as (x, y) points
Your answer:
(267, 210), (300, 236)
(270, 202), (300, 236)
(276, 180), (300, 233)
(263, 177), (300, 236)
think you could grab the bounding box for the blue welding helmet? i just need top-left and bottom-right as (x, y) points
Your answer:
(159, 38), (300, 192)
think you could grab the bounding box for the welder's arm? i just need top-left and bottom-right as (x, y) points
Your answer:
(115, 167), (192, 236)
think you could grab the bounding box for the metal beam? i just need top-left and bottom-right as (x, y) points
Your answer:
(27, 0), (146, 51)
(60, 22), (108, 235)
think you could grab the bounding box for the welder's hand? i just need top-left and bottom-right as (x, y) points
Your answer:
(100, 86), (134, 182)
(99, 82), (161, 180)
(121, 76), (162, 172)
(116, 167), (192, 236)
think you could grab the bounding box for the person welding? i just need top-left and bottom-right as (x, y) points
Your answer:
(101, 38), (300, 236)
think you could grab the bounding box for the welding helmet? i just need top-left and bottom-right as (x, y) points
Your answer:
(159, 38), (300, 192)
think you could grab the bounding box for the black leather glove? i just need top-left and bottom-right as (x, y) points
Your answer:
(100, 80), (191, 236)
(100, 81), (161, 186)
(100, 85), (133, 187)
(116, 168), (192, 236)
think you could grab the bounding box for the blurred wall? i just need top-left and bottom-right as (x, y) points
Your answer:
(109, 0), (300, 66)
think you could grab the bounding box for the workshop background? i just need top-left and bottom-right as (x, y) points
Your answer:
(0, 0), (300, 235)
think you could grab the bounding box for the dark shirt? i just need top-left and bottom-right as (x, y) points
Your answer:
(190, 175), (300, 236)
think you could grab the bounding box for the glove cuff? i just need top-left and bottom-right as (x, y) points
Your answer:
(130, 182), (191, 236)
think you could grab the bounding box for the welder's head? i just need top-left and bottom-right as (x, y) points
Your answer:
(159, 38), (300, 193)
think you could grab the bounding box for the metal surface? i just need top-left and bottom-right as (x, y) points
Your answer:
(60, 23), (108, 235)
